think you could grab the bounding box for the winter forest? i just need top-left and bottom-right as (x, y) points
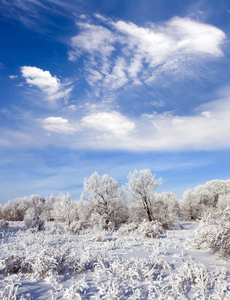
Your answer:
(0, 169), (229, 299)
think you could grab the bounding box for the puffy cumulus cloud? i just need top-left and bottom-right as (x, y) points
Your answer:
(39, 117), (77, 134)
(81, 111), (135, 137)
(21, 66), (73, 101)
(69, 15), (226, 89)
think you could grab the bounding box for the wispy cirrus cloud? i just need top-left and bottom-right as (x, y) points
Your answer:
(21, 66), (73, 101)
(69, 15), (226, 91)
(0, 0), (74, 31)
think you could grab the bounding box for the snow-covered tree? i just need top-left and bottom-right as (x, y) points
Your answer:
(81, 172), (128, 228)
(52, 193), (78, 226)
(153, 192), (180, 227)
(127, 169), (161, 222)
(217, 194), (230, 211)
(23, 195), (46, 231)
(41, 194), (55, 221)
(180, 189), (199, 221)
(0, 205), (3, 220)
(2, 201), (23, 221)
(181, 180), (230, 220)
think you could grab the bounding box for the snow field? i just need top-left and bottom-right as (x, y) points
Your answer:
(0, 222), (229, 299)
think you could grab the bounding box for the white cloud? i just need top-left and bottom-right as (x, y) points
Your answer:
(201, 111), (211, 118)
(168, 17), (225, 56)
(39, 117), (77, 134)
(69, 22), (115, 61)
(3, 91), (230, 151)
(103, 57), (128, 89)
(81, 111), (135, 137)
(69, 15), (226, 90)
(21, 66), (73, 101)
(9, 75), (18, 79)
(150, 99), (165, 108)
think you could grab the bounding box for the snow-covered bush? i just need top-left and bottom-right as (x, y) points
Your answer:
(0, 219), (9, 229)
(138, 220), (164, 238)
(46, 223), (65, 235)
(68, 221), (88, 234)
(170, 261), (230, 299)
(91, 232), (107, 242)
(89, 212), (115, 231)
(192, 207), (230, 260)
(24, 206), (45, 231)
(24, 215), (45, 231)
(63, 279), (89, 299)
(0, 280), (20, 300)
(117, 222), (139, 235)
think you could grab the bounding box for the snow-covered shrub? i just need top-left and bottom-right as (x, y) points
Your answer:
(63, 279), (89, 299)
(19, 294), (32, 300)
(46, 223), (65, 235)
(91, 232), (107, 242)
(24, 208), (45, 231)
(192, 207), (230, 259)
(171, 261), (230, 299)
(0, 219), (9, 229)
(68, 221), (88, 234)
(138, 220), (164, 238)
(89, 212), (115, 231)
(0, 280), (20, 300)
(117, 222), (139, 235)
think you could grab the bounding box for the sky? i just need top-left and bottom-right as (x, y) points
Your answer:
(1, 0), (230, 203)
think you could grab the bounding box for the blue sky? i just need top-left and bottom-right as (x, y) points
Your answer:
(1, 0), (230, 203)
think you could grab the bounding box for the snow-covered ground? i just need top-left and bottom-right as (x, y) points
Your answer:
(0, 222), (229, 299)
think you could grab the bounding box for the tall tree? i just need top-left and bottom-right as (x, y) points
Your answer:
(127, 169), (161, 222)
(81, 172), (127, 228)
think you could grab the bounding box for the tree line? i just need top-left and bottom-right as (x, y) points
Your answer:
(0, 169), (229, 231)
